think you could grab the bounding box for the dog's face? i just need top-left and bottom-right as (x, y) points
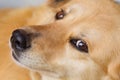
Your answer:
(10, 0), (120, 80)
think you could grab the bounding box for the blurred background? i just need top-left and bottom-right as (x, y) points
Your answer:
(0, 0), (119, 8)
(0, 0), (45, 8)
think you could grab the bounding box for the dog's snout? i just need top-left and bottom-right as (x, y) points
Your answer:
(11, 29), (31, 51)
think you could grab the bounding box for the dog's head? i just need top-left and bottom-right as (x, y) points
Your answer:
(10, 0), (120, 80)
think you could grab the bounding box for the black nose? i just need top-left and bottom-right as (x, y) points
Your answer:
(11, 29), (31, 51)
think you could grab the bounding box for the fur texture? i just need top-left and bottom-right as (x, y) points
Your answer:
(0, 0), (120, 80)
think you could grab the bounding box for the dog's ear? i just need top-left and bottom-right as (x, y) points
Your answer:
(47, 0), (64, 5)
(54, 0), (64, 2)
(47, 0), (64, 3)
(108, 58), (120, 80)
(47, 0), (69, 7)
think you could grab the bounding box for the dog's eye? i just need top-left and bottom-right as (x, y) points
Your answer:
(70, 39), (88, 53)
(55, 9), (65, 20)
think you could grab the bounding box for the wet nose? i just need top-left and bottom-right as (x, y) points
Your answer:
(10, 29), (31, 51)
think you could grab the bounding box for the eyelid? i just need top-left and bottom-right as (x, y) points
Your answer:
(60, 9), (64, 12)
(60, 9), (66, 15)
(58, 8), (66, 14)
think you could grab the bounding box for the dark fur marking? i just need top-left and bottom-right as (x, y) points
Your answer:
(55, 0), (64, 2)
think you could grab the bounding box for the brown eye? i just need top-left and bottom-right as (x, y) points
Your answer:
(55, 9), (65, 20)
(70, 39), (88, 53)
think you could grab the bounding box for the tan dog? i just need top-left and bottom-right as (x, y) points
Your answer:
(9, 0), (120, 80)
(0, 4), (54, 80)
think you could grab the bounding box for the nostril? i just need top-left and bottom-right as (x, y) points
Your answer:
(11, 29), (31, 51)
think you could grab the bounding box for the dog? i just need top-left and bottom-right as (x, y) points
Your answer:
(0, 4), (54, 80)
(9, 0), (120, 80)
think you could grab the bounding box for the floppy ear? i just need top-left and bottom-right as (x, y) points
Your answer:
(108, 58), (120, 80)
(47, 0), (64, 4)
(47, 0), (64, 2)
(54, 0), (64, 2)
(47, 0), (68, 7)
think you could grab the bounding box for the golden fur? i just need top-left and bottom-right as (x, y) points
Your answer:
(0, 0), (120, 80)
(0, 4), (52, 80)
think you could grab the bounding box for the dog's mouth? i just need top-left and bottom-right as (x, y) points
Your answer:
(9, 29), (67, 78)
(12, 51), (20, 62)
(11, 50), (64, 78)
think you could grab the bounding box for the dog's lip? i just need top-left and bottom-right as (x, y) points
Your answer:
(12, 52), (19, 61)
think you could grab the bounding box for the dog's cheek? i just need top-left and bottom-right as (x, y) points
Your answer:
(108, 59), (120, 80)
